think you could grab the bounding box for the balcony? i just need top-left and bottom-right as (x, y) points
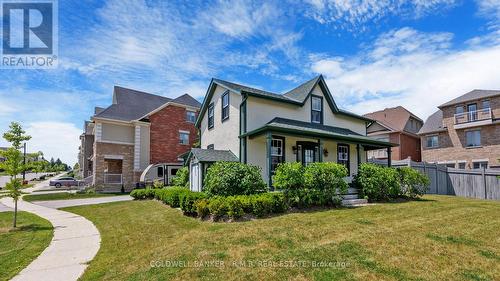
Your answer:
(454, 108), (492, 129)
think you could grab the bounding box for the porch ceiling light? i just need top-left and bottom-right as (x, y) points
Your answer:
(323, 148), (329, 157)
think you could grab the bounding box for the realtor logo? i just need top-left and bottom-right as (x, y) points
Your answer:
(1, 0), (58, 68)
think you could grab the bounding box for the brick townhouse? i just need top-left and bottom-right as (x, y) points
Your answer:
(364, 106), (423, 162)
(79, 86), (200, 191)
(418, 89), (500, 169)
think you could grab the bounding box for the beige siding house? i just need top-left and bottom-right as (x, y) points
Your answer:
(188, 75), (394, 190)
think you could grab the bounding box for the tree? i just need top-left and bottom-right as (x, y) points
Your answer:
(0, 122), (32, 228)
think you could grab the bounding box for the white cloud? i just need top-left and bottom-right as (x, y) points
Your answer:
(310, 27), (500, 120)
(303, 0), (456, 29)
(25, 122), (81, 166)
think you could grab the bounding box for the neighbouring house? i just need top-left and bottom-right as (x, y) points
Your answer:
(80, 86), (200, 191)
(186, 75), (394, 191)
(418, 89), (500, 169)
(364, 106), (423, 162)
(0, 147), (7, 165)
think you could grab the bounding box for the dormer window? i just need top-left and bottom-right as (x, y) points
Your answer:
(311, 96), (323, 124)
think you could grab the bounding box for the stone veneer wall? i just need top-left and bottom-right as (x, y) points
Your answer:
(93, 142), (135, 191)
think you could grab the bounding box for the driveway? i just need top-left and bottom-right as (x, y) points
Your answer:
(32, 195), (133, 209)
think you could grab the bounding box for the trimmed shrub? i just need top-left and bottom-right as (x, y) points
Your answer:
(195, 199), (210, 218)
(204, 162), (266, 197)
(171, 167), (189, 188)
(355, 163), (401, 201)
(398, 167), (430, 198)
(284, 188), (342, 209)
(180, 191), (207, 215)
(130, 188), (156, 200)
(273, 162), (304, 190)
(304, 162), (348, 193)
(208, 196), (227, 219)
(155, 187), (190, 208)
(225, 197), (244, 219)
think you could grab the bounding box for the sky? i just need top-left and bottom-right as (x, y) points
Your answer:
(1, 0), (500, 165)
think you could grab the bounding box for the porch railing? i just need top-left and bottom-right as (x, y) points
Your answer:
(454, 108), (491, 124)
(104, 173), (122, 184)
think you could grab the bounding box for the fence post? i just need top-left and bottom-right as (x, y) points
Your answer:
(482, 167), (487, 199)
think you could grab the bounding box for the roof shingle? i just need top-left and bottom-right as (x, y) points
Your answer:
(439, 89), (500, 108)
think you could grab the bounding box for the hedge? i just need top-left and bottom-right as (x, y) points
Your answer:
(203, 162), (266, 197)
(130, 188), (156, 200)
(355, 163), (430, 201)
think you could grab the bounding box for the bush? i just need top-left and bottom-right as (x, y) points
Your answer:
(204, 162), (266, 197)
(208, 196), (227, 219)
(355, 163), (402, 201)
(273, 162), (304, 190)
(398, 167), (430, 198)
(155, 186), (190, 207)
(225, 197), (244, 219)
(195, 199), (210, 218)
(171, 167), (189, 188)
(180, 191), (207, 215)
(130, 188), (156, 200)
(284, 188), (342, 208)
(304, 162), (348, 193)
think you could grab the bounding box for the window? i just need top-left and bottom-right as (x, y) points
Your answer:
(337, 144), (349, 173)
(208, 103), (214, 129)
(445, 163), (455, 168)
(179, 131), (190, 145)
(311, 96), (323, 124)
(455, 106), (464, 114)
(157, 166), (164, 177)
(186, 111), (196, 123)
(466, 130), (481, 147)
(458, 162), (466, 169)
(426, 135), (439, 148)
(207, 144), (214, 150)
(473, 161), (488, 169)
(271, 137), (284, 173)
(482, 100), (490, 109)
(221, 92), (229, 121)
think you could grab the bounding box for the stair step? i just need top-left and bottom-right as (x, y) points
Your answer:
(341, 198), (368, 206)
(346, 188), (359, 194)
(342, 194), (359, 200)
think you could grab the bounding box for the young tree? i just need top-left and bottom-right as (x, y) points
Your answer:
(0, 122), (32, 228)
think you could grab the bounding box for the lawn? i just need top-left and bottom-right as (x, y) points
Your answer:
(23, 192), (126, 202)
(0, 211), (53, 280)
(63, 195), (500, 281)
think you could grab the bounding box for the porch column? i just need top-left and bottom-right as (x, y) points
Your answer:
(387, 147), (392, 167)
(318, 139), (323, 162)
(133, 125), (141, 171)
(266, 132), (273, 190)
(356, 144), (361, 168)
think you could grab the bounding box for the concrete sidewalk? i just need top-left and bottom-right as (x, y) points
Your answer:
(0, 201), (12, 212)
(33, 195), (133, 209)
(0, 197), (100, 281)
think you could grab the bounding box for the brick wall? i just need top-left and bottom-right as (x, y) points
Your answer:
(93, 142), (135, 191)
(149, 105), (198, 163)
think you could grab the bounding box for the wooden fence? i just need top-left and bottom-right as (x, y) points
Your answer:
(368, 158), (500, 200)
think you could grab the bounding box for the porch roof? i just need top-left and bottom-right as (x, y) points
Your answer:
(240, 118), (396, 149)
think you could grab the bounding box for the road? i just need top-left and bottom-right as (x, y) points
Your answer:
(0, 173), (53, 188)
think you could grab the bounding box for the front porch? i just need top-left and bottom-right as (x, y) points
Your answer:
(240, 118), (395, 187)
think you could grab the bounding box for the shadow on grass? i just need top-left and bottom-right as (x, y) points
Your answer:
(9, 223), (52, 233)
(426, 233), (480, 247)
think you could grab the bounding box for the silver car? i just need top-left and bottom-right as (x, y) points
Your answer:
(49, 177), (79, 187)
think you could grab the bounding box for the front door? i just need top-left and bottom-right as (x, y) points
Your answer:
(298, 142), (318, 166)
(337, 144), (350, 174)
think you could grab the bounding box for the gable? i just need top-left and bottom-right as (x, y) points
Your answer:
(367, 121), (392, 134)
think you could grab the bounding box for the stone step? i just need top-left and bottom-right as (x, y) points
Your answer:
(341, 198), (368, 206)
(346, 188), (359, 194)
(342, 194), (359, 200)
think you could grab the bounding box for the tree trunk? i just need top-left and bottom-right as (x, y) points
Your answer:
(13, 199), (18, 228)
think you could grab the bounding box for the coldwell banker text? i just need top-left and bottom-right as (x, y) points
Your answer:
(1, 0), (58, 69)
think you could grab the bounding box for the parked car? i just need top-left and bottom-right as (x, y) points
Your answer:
(49, 177), (79, 187)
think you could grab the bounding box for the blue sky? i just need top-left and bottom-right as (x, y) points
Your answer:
(1, 0), (500, 165)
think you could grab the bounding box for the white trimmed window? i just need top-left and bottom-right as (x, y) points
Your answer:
(208, 103), (214, 129)
(311, 96), (323, 124)
(221, 92), (229, 121)
(186, 111), (196, 123)
(179, 131), (190, 145)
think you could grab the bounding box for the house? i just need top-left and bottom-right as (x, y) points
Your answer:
(78, 121), (95, 178)
(364, 106), (423, 162)
(81, 86), (201, 191)
(418, 89), (500, 169)
(187, 75), (394, 191)
(0, 147), (7, 164)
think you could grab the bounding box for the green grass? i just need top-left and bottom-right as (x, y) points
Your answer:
(63, 195), (500, 281)
(23, 192), (126, 202)
(0, 211), (53, 280)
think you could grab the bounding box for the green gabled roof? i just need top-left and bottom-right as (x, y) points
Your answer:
(194, 75), (372, 127)
(241, 117), (395, 148)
